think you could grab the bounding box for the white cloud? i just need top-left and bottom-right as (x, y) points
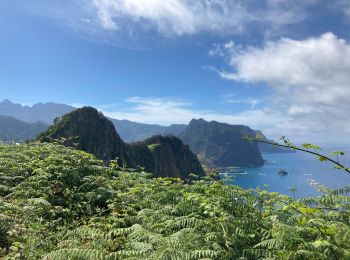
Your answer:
(13, 0), (323, 47)
(100, 96), (289, 137)
(83, 0), (319, 37)
(91, 0), (249, 35)
(211, 32), (350, 141)
(102, 96), (346, 142)
(221, 94), (260, 109)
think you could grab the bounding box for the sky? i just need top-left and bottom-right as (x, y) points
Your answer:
(0, 0), (350, 143)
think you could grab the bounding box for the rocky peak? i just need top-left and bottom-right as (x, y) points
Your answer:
(37, 107), (126, 163)
(37, 107), (204, 179)
(180, 119), (264, 167)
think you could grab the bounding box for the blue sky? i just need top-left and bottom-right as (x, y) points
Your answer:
(1, 0), (350, 143)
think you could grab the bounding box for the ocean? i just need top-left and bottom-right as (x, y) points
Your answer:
(221, 146), (350, 198)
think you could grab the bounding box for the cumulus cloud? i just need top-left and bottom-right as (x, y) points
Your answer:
(211, 33), (350, 141)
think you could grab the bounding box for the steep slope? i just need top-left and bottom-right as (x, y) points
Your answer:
(179, 119), (264, 167)
(127, 135), (205, 178)
(37, 107), (204, 179)
(0, 115), (48, 142)
(111, 118), (186, 142)
(37, 107), (126, 163)
(0, 99), (75, 123)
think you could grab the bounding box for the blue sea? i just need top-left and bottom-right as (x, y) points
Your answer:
(221, 146), (350, 198)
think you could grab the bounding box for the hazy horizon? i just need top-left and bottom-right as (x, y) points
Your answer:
(2, 98), (350, 148)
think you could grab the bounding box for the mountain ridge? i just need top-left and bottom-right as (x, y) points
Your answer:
(0, 99), (288, 155)
(0, 115), (48, 142)
(0, 99), (75, 124)
(37, 107), (205, 179)
(179, 118), (264, 167)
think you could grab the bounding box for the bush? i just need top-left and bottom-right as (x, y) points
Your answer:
(0, 143), (349, 259)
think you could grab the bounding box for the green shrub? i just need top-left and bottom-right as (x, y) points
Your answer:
(0, 142), (349, 259)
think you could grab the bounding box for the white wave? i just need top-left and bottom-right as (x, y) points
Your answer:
(264, 160), (276, 164)
(233, 171), (248, 175)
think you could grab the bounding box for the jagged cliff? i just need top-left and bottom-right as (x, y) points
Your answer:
(37, 107), (127, 163)
(37, 107), (204, 179)
(127, 135), (205, 178)
(179, 118), (264, 167)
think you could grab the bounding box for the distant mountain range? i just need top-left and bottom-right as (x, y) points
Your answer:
(0, 99), (75, 124)
(0, 115), (48, 142)
(110, 119), (186, 142)
(0, 99), (290, 164)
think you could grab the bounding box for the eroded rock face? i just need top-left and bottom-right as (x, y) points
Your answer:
(37, 107), (126, 163)
(38, 107), (204, 179)
(179, 119), (264, 167)
(128, 135), (205, 179)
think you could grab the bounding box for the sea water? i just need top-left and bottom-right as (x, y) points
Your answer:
(221, 146), (350, 198)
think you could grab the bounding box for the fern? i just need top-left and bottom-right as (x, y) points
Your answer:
(1, 142), (350, 259)
(43, 249), (106, 260)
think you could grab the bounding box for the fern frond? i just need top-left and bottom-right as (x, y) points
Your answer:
(43, 248), (106, 260)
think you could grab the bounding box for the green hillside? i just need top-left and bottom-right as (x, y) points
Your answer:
(0, 142), (349, 259)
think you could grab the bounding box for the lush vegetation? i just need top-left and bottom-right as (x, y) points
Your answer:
(1, 142), (349, 259)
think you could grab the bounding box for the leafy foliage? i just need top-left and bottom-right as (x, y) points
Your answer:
(245, 135), (350, 174)
(0, 143), (349, 259)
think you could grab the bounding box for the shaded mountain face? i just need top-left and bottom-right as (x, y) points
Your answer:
(110, 118), (287, 156)
(0, 115), (48, 142)
(37, 107), (126, 163)
(127, 135), (205, 178)
(111, 118), (186, 142)
(38, 107), (204, 179)
(179, 119), (264, 167)
(0, 99), (75, 124)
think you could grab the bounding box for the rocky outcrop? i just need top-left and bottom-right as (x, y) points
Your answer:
(127, 135), (205, 178)
(179, 119), (264, 167)
(37, 107), (126, 163)
(37, 107), (204, 179)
